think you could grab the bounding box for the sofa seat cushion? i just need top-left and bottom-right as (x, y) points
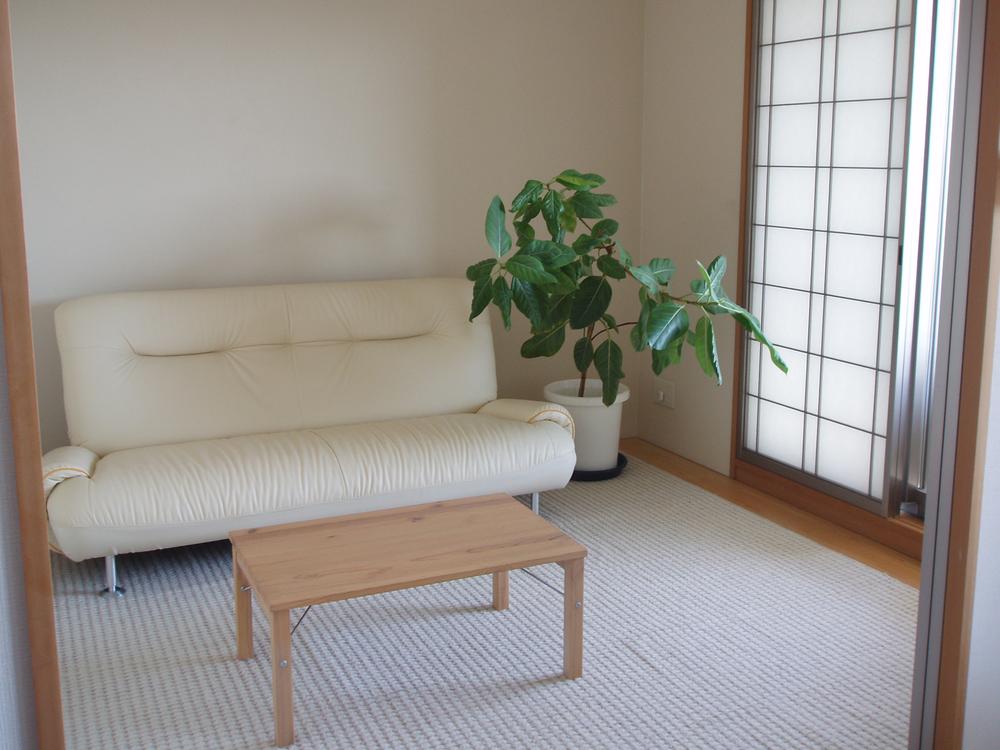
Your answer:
(47, 412), (576, 560)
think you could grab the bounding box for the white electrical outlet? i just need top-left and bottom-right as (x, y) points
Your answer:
(652, 377), (675, 409)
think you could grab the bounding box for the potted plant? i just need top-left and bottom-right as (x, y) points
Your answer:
(467, 169), (787, 474)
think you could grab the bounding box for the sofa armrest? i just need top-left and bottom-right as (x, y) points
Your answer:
(43, 446), (98, 499)
(477, 399), (575, 438)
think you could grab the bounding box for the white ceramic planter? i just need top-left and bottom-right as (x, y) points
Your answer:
(543, 378), (631, 472)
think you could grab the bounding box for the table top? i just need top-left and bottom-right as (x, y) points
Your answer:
(230, 494), (587, 611)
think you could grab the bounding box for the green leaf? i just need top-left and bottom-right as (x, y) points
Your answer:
(519, 200), (541, 223)
(694, 257), (732, 308)
(648, 258), (676, 285)
(630, 324), (647, 352)
(692, 316), (721, 384)
(719, 299), (789, 373)
(601, 313), (618, 330)
(573, 336), (594, 373)
(569, 276), (613, 329)
(590, 192), (617, 207)
(651, 346), (669, 375)
(511, 180), (544, 212)
(513, 220), (535, 245)
(469, 276), (493, 321)
(465, 258), (496, 281)
(592, 218), (619, 237)
(559, 200), (578, 233)
(505, 253), (557, 285)
(630, 297), (654, 352)
(569, 191), (604, 219)
(629, 266), (659, 295)
(617, 244), (634, 268)
(597, 254), (627, 279)
(573, 233), (598, 254)
(690, 277), (727, 312)
(510, 278), (543, 328)
(539, 292), (573, 330)
(521, 324), (566, 358)
(646, 301), (689, 350)
(541, 190), (564, 240)
(694, 261), (720, 305)
(593, 339), (625, 406)
(522, 240), (576, 268)
(555, 169), (605, 191)
(547, 244), (577, 268)
(630, 258), (676, 294)
(492, 277), (512, 330)
(651, 334), (683, 374)
(485, 196), (512, 257)
(706, 255), (727, 291)
(544, 268), (579, 294)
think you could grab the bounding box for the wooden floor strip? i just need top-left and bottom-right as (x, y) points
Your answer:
(620, 438), (921, 588)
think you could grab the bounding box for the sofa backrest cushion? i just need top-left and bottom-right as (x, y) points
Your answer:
(55, 278), (497, 456)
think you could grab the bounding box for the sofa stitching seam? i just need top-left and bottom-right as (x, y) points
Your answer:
(305, 429), (350, 497)
(43, 467), (92, 480)
(282, 286), (307, 427)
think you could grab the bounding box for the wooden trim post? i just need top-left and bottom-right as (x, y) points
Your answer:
(933, 0), (1000, 744)
(0, 1), (65, 747)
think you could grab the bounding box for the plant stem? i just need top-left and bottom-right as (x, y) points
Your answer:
(589, 321), (638, 341)
(578, 323), (595, 397)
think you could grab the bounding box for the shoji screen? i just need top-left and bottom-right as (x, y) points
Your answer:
(740, 0), (913, 506)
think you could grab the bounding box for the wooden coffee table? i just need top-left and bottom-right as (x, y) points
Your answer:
(230, 494), (587, 747)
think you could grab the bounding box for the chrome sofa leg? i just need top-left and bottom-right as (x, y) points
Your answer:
(100, 554), (125, 597)
(531, 491), (540, 514)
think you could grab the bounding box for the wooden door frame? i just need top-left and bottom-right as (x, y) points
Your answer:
(931, 0), (1000, 744)
(731, 0), (1000, 745)
(0, 0), (65, 748)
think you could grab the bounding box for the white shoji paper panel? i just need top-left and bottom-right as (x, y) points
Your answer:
(743, 0), (912, 501)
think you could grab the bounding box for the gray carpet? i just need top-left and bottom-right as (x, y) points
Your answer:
(53, 458), (917, 749)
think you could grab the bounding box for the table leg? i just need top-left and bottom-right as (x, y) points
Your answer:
(271, 609), (293, 747)
(492, 570), (509, 610)
(561, 558), (584, 679)
(234, 549), (253, 660)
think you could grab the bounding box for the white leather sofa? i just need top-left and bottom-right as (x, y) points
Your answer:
(42, 278), (576, 589)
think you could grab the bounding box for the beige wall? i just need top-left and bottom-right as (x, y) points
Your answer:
(11, 0), (644, 451)
(638, 0), (747, 473)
